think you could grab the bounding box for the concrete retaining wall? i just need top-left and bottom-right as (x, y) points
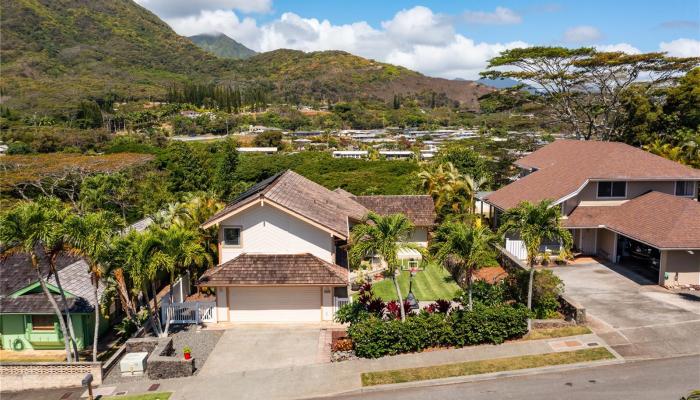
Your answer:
(559, 294), (587, 324)
(0, 362), (102, 392)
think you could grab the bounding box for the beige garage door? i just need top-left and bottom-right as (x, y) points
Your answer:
(228, 286), (321, 322)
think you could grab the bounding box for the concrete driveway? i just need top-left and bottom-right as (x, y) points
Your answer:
(551, 261), (700, 360)
(198, 325), (324, 376)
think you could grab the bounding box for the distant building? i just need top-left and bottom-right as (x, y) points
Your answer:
(379, 150), (414, 160)
(237, 147), (278, 154)
(249, 125), (283, 134)
(332, 150), (368, 159)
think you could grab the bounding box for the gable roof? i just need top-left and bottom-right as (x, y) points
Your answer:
(197, 253), (348, 286)
(0, 254), (101, 314)
(564, 191), (700, 249)
(486, 140), (700, 210)
(352, 195), (437, 226)
(203, 170), (369, 237)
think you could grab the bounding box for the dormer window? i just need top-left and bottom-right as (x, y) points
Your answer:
(223, 227), (241, 246)
(597, 181), (626, 198)
(675, 181), (695, 197)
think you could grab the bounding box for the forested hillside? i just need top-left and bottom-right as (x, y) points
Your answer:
(0, 0), (491, 117)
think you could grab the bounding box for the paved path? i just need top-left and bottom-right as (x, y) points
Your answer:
(323, 355), (700, 400)
(84, 333), (614, 400)
(551, 262), (700, 360)
(198, 326), (322, 375)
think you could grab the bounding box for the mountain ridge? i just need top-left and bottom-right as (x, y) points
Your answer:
(189, 32), (257, 60)
(0, 0), (493, 114)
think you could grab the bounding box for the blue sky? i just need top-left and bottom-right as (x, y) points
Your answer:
(136, 0), (700, 79)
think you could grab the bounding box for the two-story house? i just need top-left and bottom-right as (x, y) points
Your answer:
(197, 170), (436, 323)
(484, 140), (700, 287)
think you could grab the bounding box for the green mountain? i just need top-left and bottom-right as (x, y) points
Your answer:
(189, 32), (256, 59)
(0, 0), (491, 115)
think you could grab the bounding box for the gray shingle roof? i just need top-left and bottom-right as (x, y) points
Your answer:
(352, 195), (437, 226)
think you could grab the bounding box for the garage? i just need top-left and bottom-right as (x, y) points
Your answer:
(228, 286), (321, 322)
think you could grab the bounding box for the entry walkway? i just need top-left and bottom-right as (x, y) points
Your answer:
(550, 261), (700, 360)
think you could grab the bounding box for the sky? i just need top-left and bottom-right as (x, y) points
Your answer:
(135, 0), (700, 80)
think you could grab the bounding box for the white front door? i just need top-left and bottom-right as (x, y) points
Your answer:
(228, 286), (321, 322)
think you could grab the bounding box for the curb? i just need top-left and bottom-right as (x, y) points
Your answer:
(329, 357), (625, 397)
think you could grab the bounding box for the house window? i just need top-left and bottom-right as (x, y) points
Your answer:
(675, 181), (694, 197)
(223, 227), (241, 246)
(31, 315), (56, 331)
(597, 181), (626, 198)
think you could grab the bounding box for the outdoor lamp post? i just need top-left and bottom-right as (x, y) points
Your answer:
(406, 267), (419, 310)
(82, 373), (94, 400)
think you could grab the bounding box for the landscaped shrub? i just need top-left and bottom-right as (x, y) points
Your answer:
(335, 301), (370, 324)
(348, 304), (530, 359)
(507, 269), (563, 318)
(469, 280), (509, 306)
(450, 304), (530, 347)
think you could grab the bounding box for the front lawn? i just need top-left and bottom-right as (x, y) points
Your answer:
(368, 263), (461, 301)
(523, 326), (592, 341)
(361, 347), (614, 386)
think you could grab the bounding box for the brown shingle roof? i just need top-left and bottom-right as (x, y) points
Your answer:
(563, 191), (700, 249)
(352, 195), (437, 226)
(197, 253), (348, 286)
(486, 140), (700, 210)
(203, 170), (368, 237)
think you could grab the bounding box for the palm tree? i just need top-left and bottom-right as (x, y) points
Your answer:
(349, 212), (423, 321)
(419, 162), (483, 223)
(63, 211), (122, 362)
(430, 223), (496, 310)
(499, 200), (572, 327)
(0, 201), (76, 362)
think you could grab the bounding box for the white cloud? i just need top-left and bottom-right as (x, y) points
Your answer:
(595, 43), (641, 54)
(153, 5), (531, 80)
(134, 0), (271, 18)
(165, 10), (261, 46)
(563, 25), (602, 43)
(381, 6), (454, 46)
(659, 38), (700, 57)
(461, 7), (522, 25)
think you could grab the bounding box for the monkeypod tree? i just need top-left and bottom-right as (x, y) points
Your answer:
(481, 47), (699, 141)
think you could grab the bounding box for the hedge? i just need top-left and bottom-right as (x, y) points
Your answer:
(348, 304), (530, 359)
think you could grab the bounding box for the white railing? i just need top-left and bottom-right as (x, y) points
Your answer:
(161, 301), (217, 325)
(333, 297), (350, 315)
(506, 238), (528, 261)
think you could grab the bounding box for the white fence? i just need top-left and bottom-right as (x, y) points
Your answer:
(333, 297), (350, 315)
(161, 301), (217, 325)
(505, 238), (528, 261)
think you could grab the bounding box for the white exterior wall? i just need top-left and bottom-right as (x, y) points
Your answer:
(219, 203), (334, 263)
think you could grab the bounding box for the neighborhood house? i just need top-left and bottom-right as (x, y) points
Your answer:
(198, 170), (435, 323)
(484, 140), (700, 287)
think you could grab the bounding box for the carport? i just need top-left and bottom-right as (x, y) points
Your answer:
(564, 192), (700, 288)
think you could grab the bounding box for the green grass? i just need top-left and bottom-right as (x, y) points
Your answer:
(369, 263), (461, 301)
(102, 392), (172, 400)
(361, 347), (615, 386)
(523, 326), (592, 341)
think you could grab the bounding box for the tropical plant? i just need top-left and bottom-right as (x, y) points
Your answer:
(0, 200), (77, 362)
(430, 223), (496, 310)
(349, 212), (424, 321)
(498, 200), (572, 328)
(419, 162), (484, 223)
(63, 211), (123, 361)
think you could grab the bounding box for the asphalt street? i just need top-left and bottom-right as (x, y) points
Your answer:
(325, 355), (700, 400)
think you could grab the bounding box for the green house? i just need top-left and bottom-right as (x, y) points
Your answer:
(0, 254), (108, 352)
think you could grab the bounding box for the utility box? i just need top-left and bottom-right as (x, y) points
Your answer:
(120, 352), (148, 376)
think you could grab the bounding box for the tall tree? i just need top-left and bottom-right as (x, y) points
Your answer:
(430, 223), (496, 310)
(63, 211), (122, 362)
(481, 47), (699, 141)
(349, 212), (423, 321)
(498, 200), (572, 329)
(214, 138), (240, 201)
(0, 201), (76, 362)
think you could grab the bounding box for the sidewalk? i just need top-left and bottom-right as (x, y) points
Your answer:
(94, 333), (619, 400)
